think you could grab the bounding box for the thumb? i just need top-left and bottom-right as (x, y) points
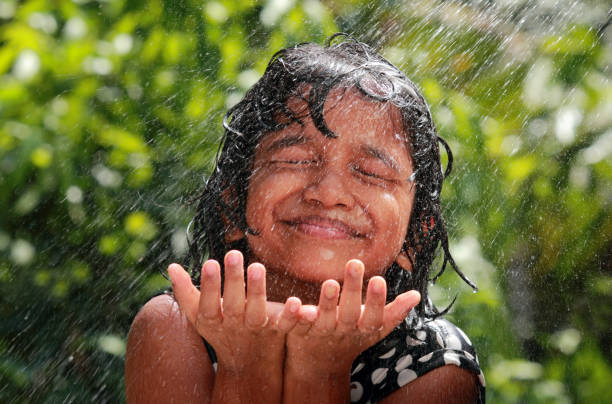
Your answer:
(381, 290), (421, 335)
(168, 263), (200, 326)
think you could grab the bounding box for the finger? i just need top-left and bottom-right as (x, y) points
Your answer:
(312, 280), (340, 334)
(381, 290), (421, 335)
(291, 305), (317, 335)
(197, 260), (222, 326)
(221, 250), (246, 319)
(337, 260), (364, 332)
(245, 263), (267, 328)
(359, 276), (387, 332)
(276, 297), (302, 333)
(168, 263), (200, 325)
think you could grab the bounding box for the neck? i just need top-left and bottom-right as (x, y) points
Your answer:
(264, 269), (322, 305)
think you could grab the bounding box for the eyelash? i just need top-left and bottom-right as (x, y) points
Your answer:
(269, 159), (318, 165)
(352, 166), (393, 183)
(268, 160), (394, 184)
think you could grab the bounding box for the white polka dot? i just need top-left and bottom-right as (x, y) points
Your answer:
(394, 354), (413, 371)
(351, 362), (365, 375)
(463, 350), (474, 361)
(418, 352), (433, 362)
(371, 367), (388, 384)
(406, 336), (424, 346)
(397, 368), (417, 386)
(446, 335), (462, 350)
(379, 347), (396, 359)
(350, 381), (363, 402)
(435, 331), (445, 348)
(416, 330), (427, 340)
(456, 326), (472, 345)
(443, 352), (461, 366)
(478, 370), (486, 387)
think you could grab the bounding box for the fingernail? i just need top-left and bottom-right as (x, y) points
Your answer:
(324, 283), (337, 299)
(168, 264), (178, 284)
(226, 251), (240, 266)
(249, 265), (263, 280)
(372, 278), (384, 294)
(288, 299), (300, 313)
(204, 261), (217, 277)
(349, 261), (362, 277)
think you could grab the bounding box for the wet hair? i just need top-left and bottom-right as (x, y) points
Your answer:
(188, 34), (476, 319)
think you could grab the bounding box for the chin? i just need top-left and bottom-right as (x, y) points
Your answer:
(288, 261), (347, 283)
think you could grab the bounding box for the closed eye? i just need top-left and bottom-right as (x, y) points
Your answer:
(268, 159), (318, 166)
(352, 166), (394, 182)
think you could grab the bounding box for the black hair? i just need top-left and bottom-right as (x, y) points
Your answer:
(188, 34), (476, 319)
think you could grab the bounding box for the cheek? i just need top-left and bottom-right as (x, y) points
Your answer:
(246, 172), (304, 227)
(373, 192), (412, 247)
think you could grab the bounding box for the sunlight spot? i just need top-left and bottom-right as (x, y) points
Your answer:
(13, 50), (40, 81)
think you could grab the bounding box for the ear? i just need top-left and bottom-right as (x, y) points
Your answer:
(395, 247), (413, 272)
(225, 225), (244, 243)
(396, 214), (436, 271)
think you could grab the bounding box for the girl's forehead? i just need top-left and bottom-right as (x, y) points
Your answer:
(325, 88), (404, 129)
(283, 85), (407, 138)
(258, 87), (411, 161)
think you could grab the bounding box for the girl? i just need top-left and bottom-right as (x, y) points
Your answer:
(125, 35), (485, 403)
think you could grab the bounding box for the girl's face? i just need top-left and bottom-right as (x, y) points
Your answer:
(245, 87), (415, 283)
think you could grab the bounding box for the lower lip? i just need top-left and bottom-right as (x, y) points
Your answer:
(293, 223), (355, 240)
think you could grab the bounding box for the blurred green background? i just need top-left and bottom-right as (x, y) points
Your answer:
(1, 0), (610, 402)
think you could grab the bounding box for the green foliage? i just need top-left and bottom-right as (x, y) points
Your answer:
(1, 0), (610, 402)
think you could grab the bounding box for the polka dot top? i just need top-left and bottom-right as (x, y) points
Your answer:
(348, 315), (485, 403)
(202, 313), (485, 403)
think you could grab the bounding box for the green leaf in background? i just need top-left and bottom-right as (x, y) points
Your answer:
(1, 0), (610, 403)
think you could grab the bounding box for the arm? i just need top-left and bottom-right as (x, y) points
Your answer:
(125, 294), (214, 404)
(379, 365), (480, 404)
(168, 251), (301, 404)
(125, 291), (288, 404)
(283, 260), (420, 403)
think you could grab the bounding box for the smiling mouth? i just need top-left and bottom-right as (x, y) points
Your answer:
(283, 216), (366, 240)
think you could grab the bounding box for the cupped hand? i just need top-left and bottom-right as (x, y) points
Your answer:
(286, 259), (421, 375)
(168, 250), (302, 372)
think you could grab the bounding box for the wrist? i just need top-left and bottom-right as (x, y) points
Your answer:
(284, 357), (351, 404)
(214, 350), (285, 404)
(286, 343), (355, 376)
(285, 351), (352, 380)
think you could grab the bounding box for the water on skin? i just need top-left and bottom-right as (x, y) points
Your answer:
(320, 248), (335, 261)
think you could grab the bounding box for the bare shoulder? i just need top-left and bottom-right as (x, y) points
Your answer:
(379, 365), (479, 404)
(125, 294), (214, 404)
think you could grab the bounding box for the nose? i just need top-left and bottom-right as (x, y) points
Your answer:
(302, 165), (355, 209)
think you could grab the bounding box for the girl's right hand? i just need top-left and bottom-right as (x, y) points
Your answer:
(168, 250), (302, 374)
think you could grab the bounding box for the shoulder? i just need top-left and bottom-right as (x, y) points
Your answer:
(125, 294), (214, 404)
(379, 364), (480, 404)
(127, 294), (198, 354)
(128, 294), (189, 336)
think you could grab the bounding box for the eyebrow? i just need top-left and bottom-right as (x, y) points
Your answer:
(264, 134), (307, 153)
(361, 145), (400, 171)
(263, 135), (404, 173)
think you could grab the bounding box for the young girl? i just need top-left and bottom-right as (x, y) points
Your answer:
(125, 35), (485, 403)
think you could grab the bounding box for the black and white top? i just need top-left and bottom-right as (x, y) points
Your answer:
(348, 315), (485, 403)
(202, 314), (485, 403)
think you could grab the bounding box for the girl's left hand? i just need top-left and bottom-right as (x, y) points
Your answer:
(285, 259), (421, 378)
